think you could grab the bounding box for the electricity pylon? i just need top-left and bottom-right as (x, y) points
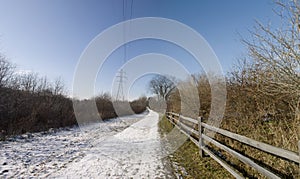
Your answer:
(115, 69), (126, 101)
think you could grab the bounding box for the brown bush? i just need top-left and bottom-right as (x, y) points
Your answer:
(162, 1), (299, 177)
(0, 56), (149, 138)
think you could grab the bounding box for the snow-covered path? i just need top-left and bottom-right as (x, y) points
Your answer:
(0, 110), (173, 178)
(52, 110), (172, 178)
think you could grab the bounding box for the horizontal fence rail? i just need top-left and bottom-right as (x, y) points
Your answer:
(165, 112), (300, 179)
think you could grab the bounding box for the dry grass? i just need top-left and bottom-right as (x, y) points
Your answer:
(158, 116), (234, 178)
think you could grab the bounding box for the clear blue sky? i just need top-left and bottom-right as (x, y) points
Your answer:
(0, 0), (279, 99)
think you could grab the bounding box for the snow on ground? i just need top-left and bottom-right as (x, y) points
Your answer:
(0, 110), (174, 178)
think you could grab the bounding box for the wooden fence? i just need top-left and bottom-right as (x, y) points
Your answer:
(165, 112), (300, 179)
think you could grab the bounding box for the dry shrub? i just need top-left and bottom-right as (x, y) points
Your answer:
(164, 1), (299, 177)
(0, 56), (148, 138)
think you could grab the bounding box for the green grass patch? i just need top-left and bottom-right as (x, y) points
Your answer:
(158, 115), (234, 179)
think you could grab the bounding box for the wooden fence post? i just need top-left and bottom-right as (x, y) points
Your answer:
(172, 113), (175, 124)
(298, 141), (300, 177)
(178, 113), (181, 128)
(198, 116), (204, 157)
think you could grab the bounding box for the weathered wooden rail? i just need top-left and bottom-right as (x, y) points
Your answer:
(165, 112), (300, 179)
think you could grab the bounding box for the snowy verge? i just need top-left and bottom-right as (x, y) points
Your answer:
(0, 112), (148, 178)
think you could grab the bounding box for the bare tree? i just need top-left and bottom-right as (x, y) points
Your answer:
(0, 55), (15, 87)
(53, 77), (65, 95)
(148, 75), (176, 101)
(37, 76), (52, 95)
(242, 0), (300, 119)
(8, 75), (21, 90)
(19, 72), (38, 92)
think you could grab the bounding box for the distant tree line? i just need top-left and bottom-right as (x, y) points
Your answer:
(73, 94), (148, 124)
(0, 56), (148, 139)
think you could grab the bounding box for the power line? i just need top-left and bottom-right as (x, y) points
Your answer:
(115, 69), (127, 101)
(116, 0), (133, 101)
(123, 0), (127, 63)
(130, 0), (133, 20)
